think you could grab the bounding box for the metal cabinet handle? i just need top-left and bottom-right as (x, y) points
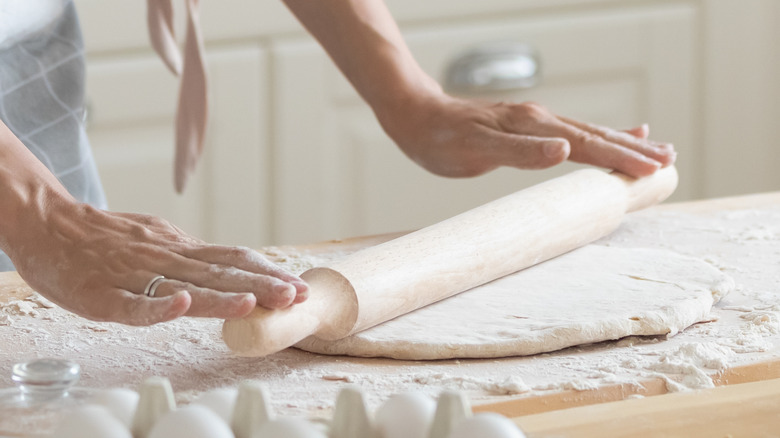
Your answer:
(444, 43), (541, 93)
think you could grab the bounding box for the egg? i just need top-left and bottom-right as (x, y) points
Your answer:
(91, 388), (139, 427)
(52, 405), (131, 438)
(375, 392), (436, 438)
(448, 413), (526, 438)
(192, 387), (239, 423)
(147, 405), (233, 438)
(255, 418), (326, 438)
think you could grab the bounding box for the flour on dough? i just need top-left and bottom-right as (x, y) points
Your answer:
(294, 245), (735, 360)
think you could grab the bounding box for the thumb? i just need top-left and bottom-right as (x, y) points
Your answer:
(112, 289), (192, 326)
(487, 133), (570, 170)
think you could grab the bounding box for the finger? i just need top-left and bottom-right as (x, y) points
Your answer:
(559, 116), (675, 167)
(84, 288), (191, 326)
(180, 245), (303, 282)
(479, 129), (570, 170)
(128, 248), (301, 308)
(152, 280), (257, 318)
(177, 245), (309, 301)
(181, 267), (297, 309)
(541, 119), (662, 177)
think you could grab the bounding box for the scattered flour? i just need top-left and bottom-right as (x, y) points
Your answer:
(740, 310), (780, 335)
(0, 293), (55, 324)
(487, 377), (532, 395)
(643, 342), (734, 392)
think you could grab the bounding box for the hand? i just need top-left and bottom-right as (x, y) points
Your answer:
(5, 196), (308, 326)
(378, 93), (676, 179)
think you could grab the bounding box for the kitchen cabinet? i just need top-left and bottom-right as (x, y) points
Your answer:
(86, 47), (271, 247)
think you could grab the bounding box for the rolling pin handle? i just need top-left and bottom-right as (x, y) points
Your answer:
(222, 267), (359, 357)
(618, 166), (679, 213)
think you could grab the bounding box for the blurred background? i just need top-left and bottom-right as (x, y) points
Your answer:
(76, 0), (780, 247)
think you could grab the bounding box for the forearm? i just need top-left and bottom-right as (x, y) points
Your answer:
(282, 0), (442, 119)
(0, 119), (73, 252)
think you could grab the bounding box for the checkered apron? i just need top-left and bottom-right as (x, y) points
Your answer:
(0, 0), (106, 271)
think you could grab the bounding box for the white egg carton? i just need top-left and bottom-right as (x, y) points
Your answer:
(52, 377), (526, 438)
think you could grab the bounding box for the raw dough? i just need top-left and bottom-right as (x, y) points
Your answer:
(295, 245), (734, 360)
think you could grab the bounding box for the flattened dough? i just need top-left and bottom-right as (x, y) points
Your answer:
(295, 246), (734, 360)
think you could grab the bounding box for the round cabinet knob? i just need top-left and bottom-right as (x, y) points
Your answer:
(444, 43), (541, 93)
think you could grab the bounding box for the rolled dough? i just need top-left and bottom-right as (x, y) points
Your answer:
(293, 245), (734, 360)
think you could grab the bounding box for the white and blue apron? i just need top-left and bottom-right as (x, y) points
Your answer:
(0, 0), (106, 271)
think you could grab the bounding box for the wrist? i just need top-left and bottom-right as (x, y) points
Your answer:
(371, 71), (448, 138)
(0, 126), (78, 255)
(373, 77), (464, 154)
(0, 179), (77, 256)
(372, 65), (443, 112)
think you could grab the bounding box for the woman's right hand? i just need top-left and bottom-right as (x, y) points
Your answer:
(2, 117), (304, 326)
(4, 194), (308, 326)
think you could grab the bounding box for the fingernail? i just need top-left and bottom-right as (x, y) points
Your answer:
(238, 294), (257, 315)
(644, 157), (662, 169)
(170, 291), (191, 309)
(271, 283), (297, 307)
(273, 282), (296, 295)
(292, 280), (309, 292)
(293, 289), (309, 304)
(543, 142), (563, 158)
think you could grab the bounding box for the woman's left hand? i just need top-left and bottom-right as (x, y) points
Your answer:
(378, 93), (676, 179)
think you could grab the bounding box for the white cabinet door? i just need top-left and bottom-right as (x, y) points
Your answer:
(702, 0), (780, 198)
(272, 4), (698, 244)
(86, 47), (271, 248)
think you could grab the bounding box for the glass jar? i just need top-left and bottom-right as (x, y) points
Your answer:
(0, 358), (93, 437)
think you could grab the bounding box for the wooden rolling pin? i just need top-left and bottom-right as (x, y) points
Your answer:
(223, 166), (678, 356)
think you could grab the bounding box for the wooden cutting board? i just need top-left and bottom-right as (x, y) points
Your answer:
(474, 357), (780, 418)
(513, 377), (780, 437)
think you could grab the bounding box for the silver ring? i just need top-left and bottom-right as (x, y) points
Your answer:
(143, 275), (166, 298)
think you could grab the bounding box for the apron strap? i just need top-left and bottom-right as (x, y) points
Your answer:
(147, 0), (208, 193)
